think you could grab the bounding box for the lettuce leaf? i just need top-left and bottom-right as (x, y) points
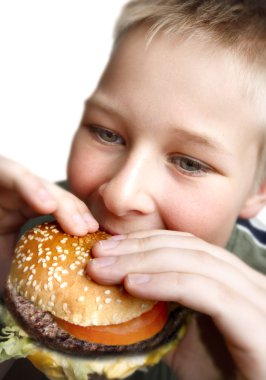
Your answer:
(0, 303), (37, 362)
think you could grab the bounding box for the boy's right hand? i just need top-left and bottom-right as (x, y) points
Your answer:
(0, 155), (98, 289)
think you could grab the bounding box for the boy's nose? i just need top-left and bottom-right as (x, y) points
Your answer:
(98, 154), (156, 217)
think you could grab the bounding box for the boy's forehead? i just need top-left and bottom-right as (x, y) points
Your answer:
(99, 27), (262, 143)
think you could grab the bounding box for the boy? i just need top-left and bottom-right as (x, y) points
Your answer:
(0, 0), (266, 379)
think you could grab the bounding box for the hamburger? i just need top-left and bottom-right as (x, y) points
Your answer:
(0, 221), (191, 380)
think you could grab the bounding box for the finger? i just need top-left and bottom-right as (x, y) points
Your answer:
(92, 231), (195, 257)
(46, 184), (99, 235)
(125, 271), (266, 379)
(92, 233), (266, 291)
(16, 174), (98, 236)
(125, 271), (266, 348)
(0, 157), (99, 235)
(87, 248), (266, 312)
(0, 161), (57, 214)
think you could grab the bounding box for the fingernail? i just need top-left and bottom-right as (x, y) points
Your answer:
(83, 213), (98, 228)
(72, 213), (87, 227)
(98, 239), (120, 250)
(90, 256), (117, 267)
(127, 274), (151, 285)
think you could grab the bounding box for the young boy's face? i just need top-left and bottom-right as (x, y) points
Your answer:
(68, 27), (262, 247)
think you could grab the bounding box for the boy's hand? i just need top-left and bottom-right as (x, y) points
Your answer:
(0, 155), (98, 289)
(88, 230), (266, 380)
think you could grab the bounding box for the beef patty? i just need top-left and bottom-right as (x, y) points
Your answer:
(4, 280), (190, 356)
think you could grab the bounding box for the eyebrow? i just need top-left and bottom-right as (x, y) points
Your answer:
(170, 128), (228, 154)
(85, 96), (125, 120)
(85, 96), (229, 155)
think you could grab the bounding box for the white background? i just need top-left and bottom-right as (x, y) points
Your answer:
(0, 1), (127, 181)
(0, 1), (265, 223)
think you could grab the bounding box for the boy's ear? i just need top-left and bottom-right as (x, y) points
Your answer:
(239, 179), (266, 219)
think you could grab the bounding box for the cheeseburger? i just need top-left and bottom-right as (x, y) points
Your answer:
(0, 222), (191, 380)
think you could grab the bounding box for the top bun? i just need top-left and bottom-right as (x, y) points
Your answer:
(9, 222), (155, 327)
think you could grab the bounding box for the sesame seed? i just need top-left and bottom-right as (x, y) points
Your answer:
(96, 296), (101, 303)
(104, 289), (111, 295)
(60, 282), (68, 288)
(63, 303), (69, 313)
(23, 266), (29, 273)
(97, 304), (103, 311)
(84, 286), (89, 292)
(54, 274), (62, 283)
(105, 298), (112, 304)
(78, 296), (85, 302)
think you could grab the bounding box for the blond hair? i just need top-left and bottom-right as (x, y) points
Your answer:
(114, 0), (266, 186)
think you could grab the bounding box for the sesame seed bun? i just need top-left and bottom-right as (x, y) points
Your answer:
(9, 221), (156, 327)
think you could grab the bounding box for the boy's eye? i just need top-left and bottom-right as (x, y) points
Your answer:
(88, 125), (125, 145)
(169, 155), (210, 176)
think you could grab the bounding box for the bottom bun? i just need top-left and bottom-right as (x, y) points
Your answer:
(28, 320), (189, 380)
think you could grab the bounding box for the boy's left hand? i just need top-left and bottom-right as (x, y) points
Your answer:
(87, 230), (266, 380)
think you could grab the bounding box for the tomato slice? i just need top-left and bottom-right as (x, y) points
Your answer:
(55, 302), (168, 345)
